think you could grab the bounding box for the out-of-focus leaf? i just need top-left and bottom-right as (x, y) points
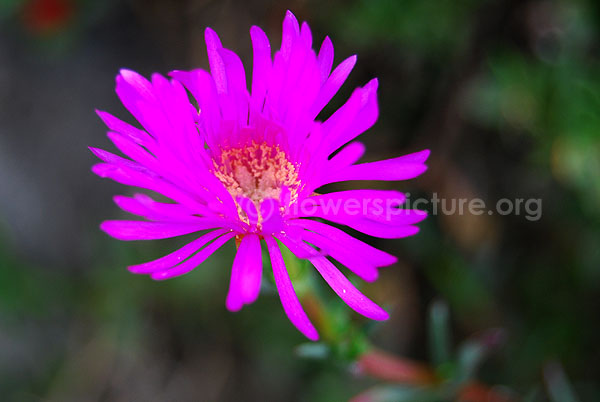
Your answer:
(455, 329), (506, 384)
(428, 300), (452, 368)
(523, 386), (542, 402)
(455, 341), (485, 384)
(332, 0), (479, 55)
(0, 0), (21, 19)
(543, 361), (582, 402)
(295, 342), (330, 360)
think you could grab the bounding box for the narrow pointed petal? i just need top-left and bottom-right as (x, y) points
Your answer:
(322, 150), (430, 184)
(309, 55), (357, 119)
(327, 141), (366, 170)
(240, 235), (263, 304)
(292, 190), (405, 219)
(89, 147), (145, 171)
(250, 25), (272, 118)
(117, 69), (155, 102)
(293, 190), (426, 231)
(317, 36), (334, 83)
(205, 27), (227, 94)
(330, 219), (421, 239)
(285, 237), (388, 320)
(113, 193), (205, 221)
(309, 255), (389, 320)
(91, 162), (215, 213)
(322, 79), (379, 155)
(151, 232), (235, 280)
(275, 232), (324, 260)
(107, 132), (158, 170)
(100, 220), (220, 241)
(290, 219), (397, 267)
(169, 69), (221, 140)
(300, 21), (312, 48)
(300, 230), (379, 282)
(280, 10), (300, 60)
(265, 236), (319, 341)
(96, 110), (155, 146)
(218, 47), (247, 94)
(128, 229), (229, 274)
(115, 70), (166, 137)
(226, 234), (263, 310)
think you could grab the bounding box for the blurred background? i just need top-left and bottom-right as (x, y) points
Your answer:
(0, 0), (599, 401)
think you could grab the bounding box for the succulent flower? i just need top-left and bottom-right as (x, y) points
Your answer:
(91, 10), (429, 340)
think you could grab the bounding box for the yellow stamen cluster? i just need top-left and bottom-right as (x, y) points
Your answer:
(213, 142), (301, 226)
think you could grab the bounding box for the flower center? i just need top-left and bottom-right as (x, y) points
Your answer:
(213, 142), (301, 224)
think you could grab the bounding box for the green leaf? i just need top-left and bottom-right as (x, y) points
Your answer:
(295, 342), (331, 360)
(544, 361), (582, 402)
(428, 300), (452, 368)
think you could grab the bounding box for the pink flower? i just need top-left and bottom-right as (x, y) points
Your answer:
(91, 11), (429, 341)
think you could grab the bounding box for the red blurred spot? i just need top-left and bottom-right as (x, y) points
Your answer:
(459, 382), (517, 402)
(356, 349), (437, 385)
(22, 0), (74, 35)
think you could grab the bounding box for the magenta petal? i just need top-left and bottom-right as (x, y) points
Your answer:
(290, 219), (397, 267)
(226, 234), (262, 311)
(151, 232), (235, 280)
(341, 220), (420, 239)
(292, 189), (406, 219)
(311, 189), (406, 207)
(300, 21), (312, 48)
(113, 193), (203, 221)
(91, 162), (213, 214)
(107, 132), (158, 170)
(280, 10), (300, 60)
(205, 27), (228, 94)
(323, 78), (379, 155)
(118, 69), (155, 102)
(298, 204), (421, 238)
(260, 198), (285, 234)
(95, 110), (155, 147)
(238, 197), (259, 228)
(169, 69), (221, 141)
(265, 236), (319, 341)
(323, 149), (430, 184)
(309, 255), (389, 320)
(309, 55), (357, 119)
(391, 149), (431, 163)
(299, 230), (379, 282)
(93, 11), (428, 337)
(128, 229), (229, 274)
(151, 75), (205, 161)
(115, 70), (165, 136)
(239, 235), (263, 304)
(321, 87), (363, 150)
(250, 25), (271, 118)
(217, 48), (250, 127)
(218, 47), (247, 94)
(366, 209), (428, 226)
(292, 190), (424, 234)
(275, 232), (324, 260)
(100, 220), (226, 241)
(89, 147), (144, 171)
(317, 36), (334, 84)
(327, 141), (366, 171)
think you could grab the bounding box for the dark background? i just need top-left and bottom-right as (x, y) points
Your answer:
(0, 0), (599, 401)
